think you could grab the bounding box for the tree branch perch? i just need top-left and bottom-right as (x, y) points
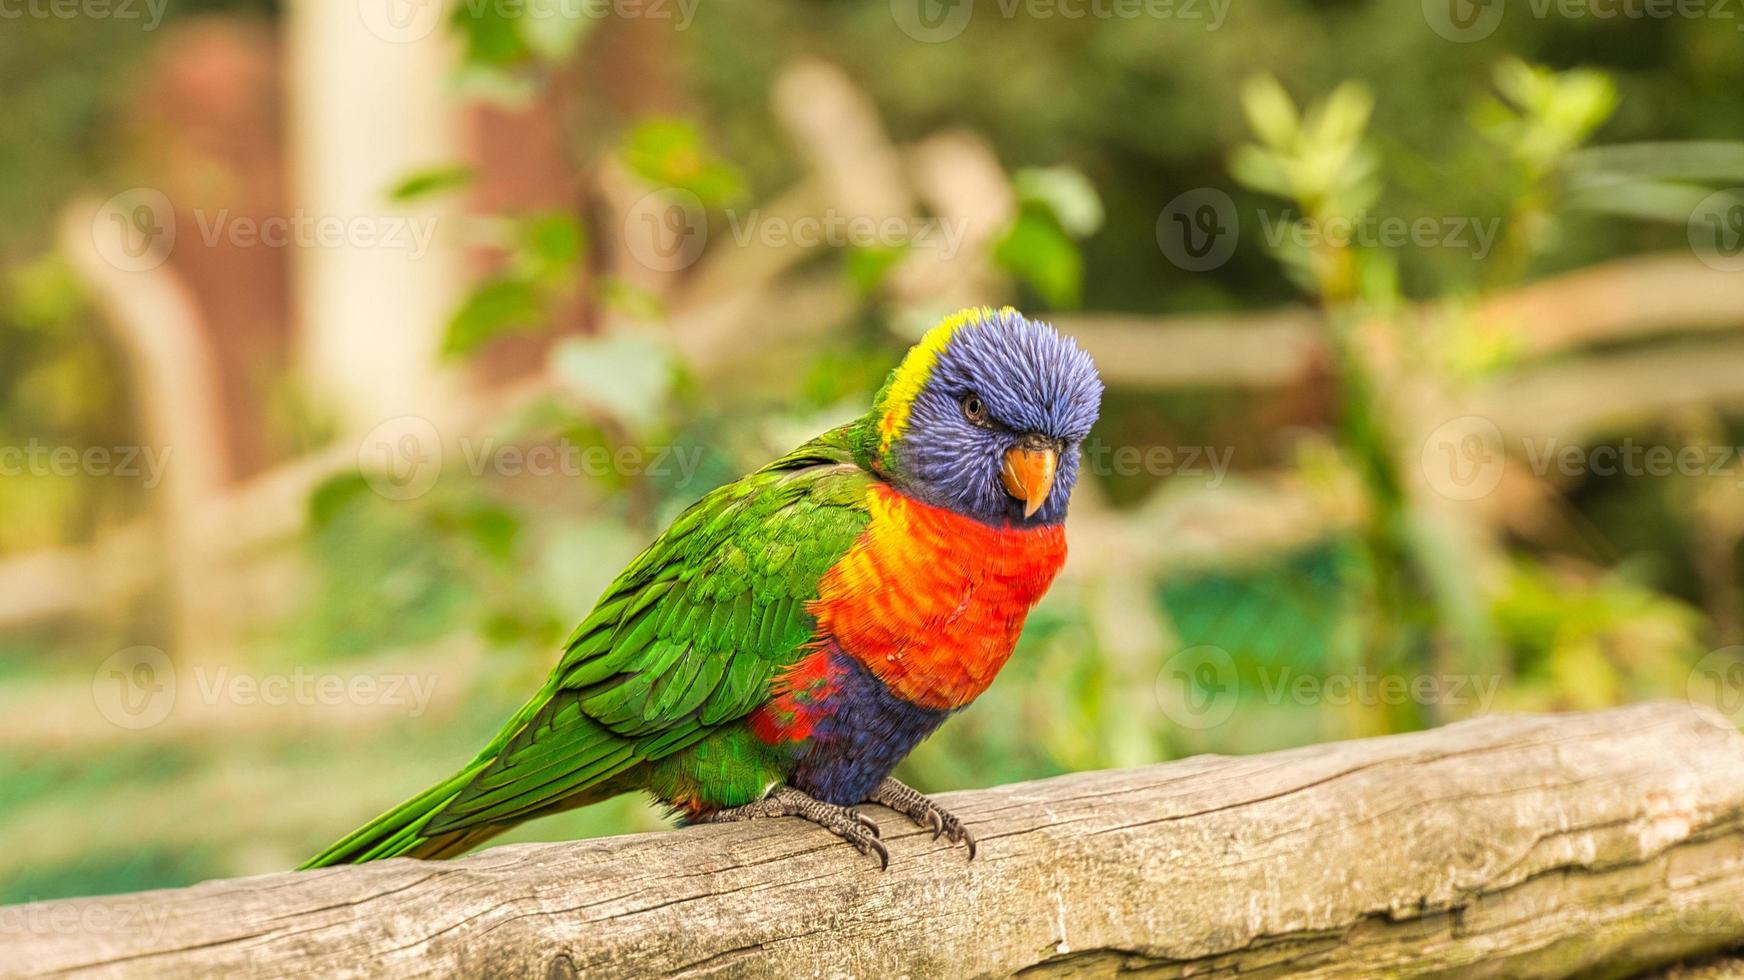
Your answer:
(5, 702), (1744, 978)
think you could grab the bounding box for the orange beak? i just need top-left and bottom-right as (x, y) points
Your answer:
(1001, 441), (1059, 519)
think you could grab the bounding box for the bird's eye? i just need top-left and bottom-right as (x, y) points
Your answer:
(961, 394), (989, 425)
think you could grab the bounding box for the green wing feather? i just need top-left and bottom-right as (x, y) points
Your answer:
(303, 426), (872, 866)
(427, 431), (871, 831)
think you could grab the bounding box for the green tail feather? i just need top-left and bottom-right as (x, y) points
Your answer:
(303, 689), (559, 868)
(299, 761), (499, 868)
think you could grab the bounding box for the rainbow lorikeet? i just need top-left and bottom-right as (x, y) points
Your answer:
(303, 307), (1102, 869)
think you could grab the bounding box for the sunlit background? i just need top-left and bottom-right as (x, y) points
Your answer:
(5, 0), (1744, 903)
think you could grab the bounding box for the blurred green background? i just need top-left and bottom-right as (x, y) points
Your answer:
(3, 0), (1744, 904)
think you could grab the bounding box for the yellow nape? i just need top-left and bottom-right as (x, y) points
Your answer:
(878, 306), (1014, 452)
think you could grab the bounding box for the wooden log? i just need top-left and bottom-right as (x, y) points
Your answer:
(4, 702), (1743, 978)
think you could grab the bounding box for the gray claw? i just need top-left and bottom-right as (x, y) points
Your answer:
(703, 787), (894, 870)
(856, 834), (891, 870)
(851, 808), (882, 837)
(868, 777), (978, 860)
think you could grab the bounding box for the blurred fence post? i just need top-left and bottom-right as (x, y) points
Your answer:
(59, 202), (230, 664)
(283, 0), (464, 434)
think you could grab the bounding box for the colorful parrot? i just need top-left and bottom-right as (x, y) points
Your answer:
(303, 307), (1103, 869)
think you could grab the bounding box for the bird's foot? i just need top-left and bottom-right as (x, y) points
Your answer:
(868, 777), (977, 859)
(700, 786), (888, 869)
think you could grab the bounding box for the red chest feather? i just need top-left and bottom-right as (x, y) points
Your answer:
(808, 484), (1067, 710)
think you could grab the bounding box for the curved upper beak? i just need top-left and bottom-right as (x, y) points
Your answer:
(1001, 438), (1059, 519)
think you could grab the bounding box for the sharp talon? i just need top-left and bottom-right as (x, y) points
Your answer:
(721, 787), (897, 869)
(866, 778), (979, 858)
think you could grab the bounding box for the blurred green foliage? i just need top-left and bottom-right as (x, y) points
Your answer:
(445, 212), (590, 356)
(622, 117), (747, 206)
(993, 166), (1104, 306)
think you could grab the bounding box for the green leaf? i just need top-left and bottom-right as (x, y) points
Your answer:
(1484, 60), (1618, 174)
(390, 165), (474, 203)
(444, 278), (545, 357)
(993, 207), (1083, 308)
(522, 213), (586, 271)
(437, 501), (521, 564)
(1229, 145), (1294, 198)
(453, 64), (541, 107)
(1552, 70), (1618, 142)
(1013, 167), (1104, 238)
(622, 118), (744, 207)
(7, 253), (85, 333)
(550, 332), (677, 431)
(481, 608), (561, 647)
(1240, 74), (1300, 150)
(520, 0), (597, 60)
(308, 473), (374, 529)
(845, 244), (908, 294)
(1563, 179), (1734, 224)
(451, 3), (531, 66)
(1566, 141), (1744, 185)
(598, 276), (665, 320)
(1493, 58), (1546, 112)
(1307, 81), (1374, 152)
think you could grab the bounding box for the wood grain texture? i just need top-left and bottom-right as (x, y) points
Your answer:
(6, 702), (1744, 979)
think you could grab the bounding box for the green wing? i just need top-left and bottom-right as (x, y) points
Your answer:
(423, 428), (871, 835)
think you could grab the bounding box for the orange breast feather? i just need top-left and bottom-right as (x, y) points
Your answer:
(808, 484), (1067, 710)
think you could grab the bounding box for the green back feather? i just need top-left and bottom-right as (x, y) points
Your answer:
(418, 426), (873, 834)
